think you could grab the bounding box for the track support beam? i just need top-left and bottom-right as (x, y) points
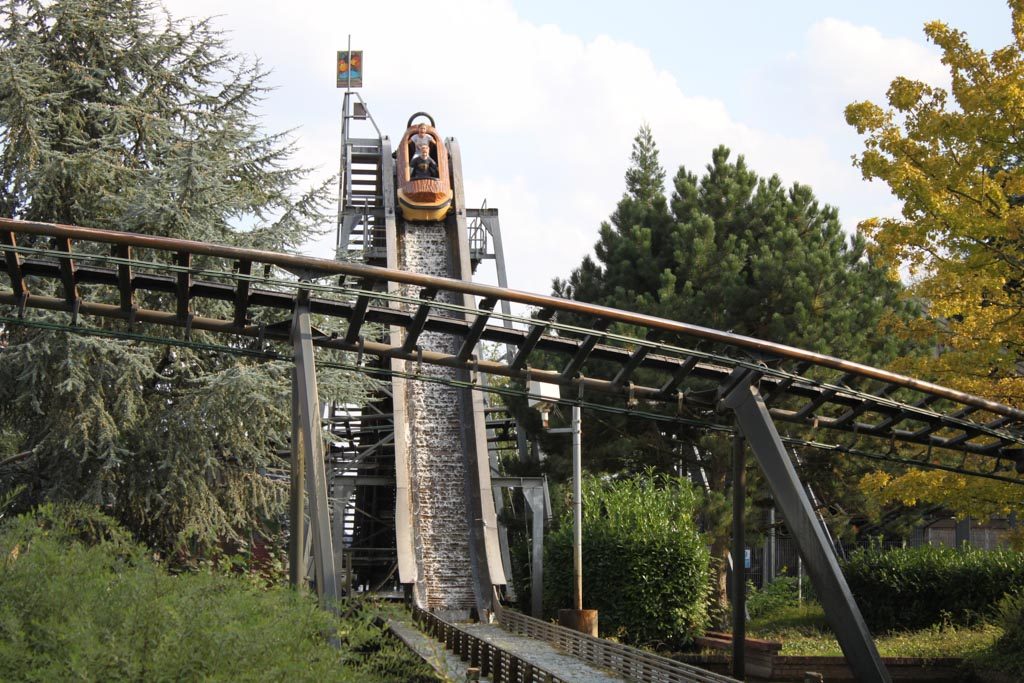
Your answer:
(288, 360), (306, 589)
(720, 368), (890, 683)
(731, 432), (746, 680)
(1, 231), (26, 296)
(291, 288), (339, 609)
(510, 308), (554, 371)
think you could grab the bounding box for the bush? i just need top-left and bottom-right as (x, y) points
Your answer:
(842, 542), (1024, 632)
(746, 575), (815, 619)
(542, 472), (710, 649)
(965, 589), (1024, 679)
(0, 505), (436, 682)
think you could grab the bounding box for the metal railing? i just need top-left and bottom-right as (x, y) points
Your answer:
(468, 199), (489, 261)
(412, 606), (567, 682)
(492, 602), (738, 683)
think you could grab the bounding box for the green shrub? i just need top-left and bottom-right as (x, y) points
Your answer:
(0, 505), (436, 682)
(746, 575), (815, 619)
(978, 589), (1024, 678)
(542, 472), (710, 649)
(842, 543), (1024, 632)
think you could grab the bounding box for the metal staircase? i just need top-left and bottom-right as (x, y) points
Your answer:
(327, 398), (399, 592)
(337, 93), (388, 267)
(332, 92), (399, 591)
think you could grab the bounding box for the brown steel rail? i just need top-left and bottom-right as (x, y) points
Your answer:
(2, 217), (1024, 472)
(3, 216), (1020, 419)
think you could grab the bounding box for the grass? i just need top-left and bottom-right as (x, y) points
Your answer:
(747, 604), (1003, 659)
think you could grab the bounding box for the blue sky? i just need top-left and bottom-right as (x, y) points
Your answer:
(513, 2), (1011, 132)
(165, 0), (1015, 296)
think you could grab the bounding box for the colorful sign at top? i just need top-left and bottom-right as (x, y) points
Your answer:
(337, 50), (362, 88)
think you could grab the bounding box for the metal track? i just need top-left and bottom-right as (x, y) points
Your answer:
(3, 216), (1023, 475)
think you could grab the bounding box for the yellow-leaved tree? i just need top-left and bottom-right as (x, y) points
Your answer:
(846, 1), (1024, 522)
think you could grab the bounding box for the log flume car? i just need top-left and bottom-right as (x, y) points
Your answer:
(396, 112), (452, 221)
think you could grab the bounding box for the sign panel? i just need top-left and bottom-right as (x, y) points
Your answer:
(337, 50), (362, 88)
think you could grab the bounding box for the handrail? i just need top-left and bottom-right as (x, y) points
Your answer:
(491, 601), (739, 683)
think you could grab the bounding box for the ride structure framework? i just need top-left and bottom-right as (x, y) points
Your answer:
(3, 103), (1024, 683)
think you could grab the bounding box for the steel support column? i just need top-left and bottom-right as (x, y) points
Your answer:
(731, 433), (746, 680)
(292, 289), (339, 608)
(721, 370), (890, 683)
(289, 364), (306, 588)
(525, 487), (546, 619)
(332, 480), (356, 592)
(572, 404), (583, 611)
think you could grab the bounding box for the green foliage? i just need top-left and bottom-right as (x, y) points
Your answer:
(549, 127), (913, 616)
(335, 605), (439, 683)
(745, 576), (815, 619)
(557, 139), (910, 363)
(749, 603), (1001, 658)
(842, 543), (1024, 632)
(977, 589), (1024, 678)
(542, 472), (710, 648)
(0, 505), (436, 682)
(845, 0), (1024, 519)
(0, 0), (378, 556)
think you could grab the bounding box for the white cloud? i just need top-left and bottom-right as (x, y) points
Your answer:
(804, 18), (949, 101)
(162, 1), (951, 295)
(739, 17), (951, 233)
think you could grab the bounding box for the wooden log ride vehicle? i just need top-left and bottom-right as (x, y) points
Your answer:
(396, 113), (452, 222)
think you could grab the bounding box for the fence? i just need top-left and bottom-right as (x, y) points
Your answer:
(744, 518), (1016, 590)
(492, 602), (738, 683)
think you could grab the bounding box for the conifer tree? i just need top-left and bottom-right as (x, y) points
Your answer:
(553, 128), (912, 615)
(0, 0), (375, 558)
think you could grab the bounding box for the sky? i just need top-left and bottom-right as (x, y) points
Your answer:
(163, 0), (1015, 296)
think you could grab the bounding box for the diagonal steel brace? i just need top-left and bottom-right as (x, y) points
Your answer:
(291, 288), (339, 609)
(720, 368), (891, 683)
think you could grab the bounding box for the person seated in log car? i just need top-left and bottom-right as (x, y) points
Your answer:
(410, 143), (439, 179)
(409, 122), (434, 158)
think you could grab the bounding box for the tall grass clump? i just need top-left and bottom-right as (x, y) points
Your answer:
(978, 589), (1024, 678)
(543, 472), (710, 649)
(0, 504), (436, 682)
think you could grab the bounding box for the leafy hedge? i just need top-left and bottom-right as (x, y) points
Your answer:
(542, 473), (710, 649)
(0, 504), (436, 682)
(842, 543), (1024, 632)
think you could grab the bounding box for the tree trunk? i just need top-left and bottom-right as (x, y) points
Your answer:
(710, 533), (731, 627)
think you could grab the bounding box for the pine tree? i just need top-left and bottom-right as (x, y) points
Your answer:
(551, 130), (913, 616)
(0, 0), (376, 558)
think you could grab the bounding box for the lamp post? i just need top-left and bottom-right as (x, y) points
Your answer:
(530, 381), (596, 636)
(571, 404), (582, 611)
